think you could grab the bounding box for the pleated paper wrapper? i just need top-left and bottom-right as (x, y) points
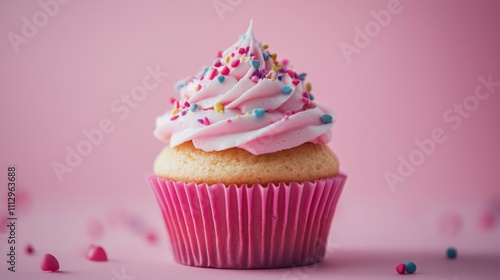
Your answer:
(148, 173), (346, 269)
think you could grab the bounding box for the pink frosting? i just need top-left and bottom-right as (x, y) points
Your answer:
(154, 21), (336, 155)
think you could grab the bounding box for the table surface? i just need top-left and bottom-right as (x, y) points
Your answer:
(3, 247), (499, 280)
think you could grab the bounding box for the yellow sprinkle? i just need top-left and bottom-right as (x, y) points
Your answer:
(271, 78), (275, 81)
(246, 111), (250, 115)
(306, 82), (312, 92)
(265, 73), (271, 78)
(171, 108), (179, 115)
(272, 66), (279, 71)
(193, 87), (198, 93)
(236, 115), (240, 119)
(241, 57), (247, 61)
(276, 63), (281, 67)
(225, 56), (230, 63)
(263, 44), (269, 50)
(214, 103), (224, 113)
(271, 53), (277, 60)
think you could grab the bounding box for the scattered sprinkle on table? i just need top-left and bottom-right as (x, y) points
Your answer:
(396, 263), (406, 274)
(405, 261), (417, 274)
(447, 247), (457, 259)
(40, 254), (59, 272)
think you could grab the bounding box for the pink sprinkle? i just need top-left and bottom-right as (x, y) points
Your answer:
(284, 115), (289, 121)
(203, 117), (210, 125)
(170, 115), (179, 121)
(396, 264), (406, 274)
(25, 244), (35, 255)
(214, 61), (222, 67)
(287, 69), (296, 78)
(209, 68), (219, 80)
(302, 91), (309, 98)
(196, 84), (201, 90)
(174, 101), (180, 109)
(216, 50), (222, 58)
(301, 97), (310, 104)
(169, 98), (177, 104)
(184, 101), (190, 107)
(226, 119), (232, 123)
(87, 245), (108, 262)
(186, 75), (194, 83)
(245, 46), (249, 52)
(40, 254), (59, 272)
(197, 119), (204, 125)
(292, 79), (300, 86)
(251, 76), (259, 83)
(181, 110), (187, 116)
(238, 48), (246, 54)
(231, 59), (240, 67)
(231, 52), (235, 57)
(220, 66), (230, 75)
(200, 76), (204, 81)
(282, 59), (289, 65)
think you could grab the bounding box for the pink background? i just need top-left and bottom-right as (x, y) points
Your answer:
(1, 0), (500, 279)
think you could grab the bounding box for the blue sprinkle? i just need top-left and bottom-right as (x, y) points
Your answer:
(263, 53), (269, 61)
(404, 261), (417, 274)
(174, 79), (187, 92)
(251, 60), (261, 68)
(446, 248), (457, 259)
(277, 74), (284, 81)
(240, 34), (247, 40)
(298, 72), (307, 81)
(252, 108), (265, 118)
(281, 85), (292, 94)
(189, 103), (198, 112)
(308, 93), (315, 100)
(321, 114), (333, 124)
(217, 75), (225, 83)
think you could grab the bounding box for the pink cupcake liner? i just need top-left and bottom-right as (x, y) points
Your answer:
(147, 173), (346, 269)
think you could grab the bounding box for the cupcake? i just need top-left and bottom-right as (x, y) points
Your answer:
(148, 21), (346, 269)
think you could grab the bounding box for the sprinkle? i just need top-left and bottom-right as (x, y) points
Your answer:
(171, 108), (179, 115)
(170, 115), (179, 121)
(252, 108), (265, 118)
(263, 53), (269, 61)
(282, 59), (289, 66)
(183, 101), (190, 107)
(220, 66), (230, 75)
(251, 76), (259, 83)
(214, 61), (222, 67)
(309, 93), (315, 100)
(302, 92), (309, 98)
(174, 100), (180, 108)
(87, 245), (108, 262)
(225, 56), (230, 63)
(169, 97), (177, 104)
(284, 115), (289, 121)
(193, 87), (199, 93)
(263, 44), (269, 50)
(395, 264), (406, 275)
(404, 261), (417, 274)
(272, 66), (279, 71)
(281, 85), (293, 94)
(227, 119), (232, 123)
(238, 47), (246, 54)
(216, 51), (222, 58)
(301, 97), (310, 104)
(271, 78), (275, 81)
(292, 79), (300, 86)
(236, 115), (240, 119)
(209, 68), (219, 80)
(271, 53), (277, 61)
(40, 254), (59, 272)
(287, 69), (296, 78)
(299, 72), (307, 81)
(246, 46), (249, 52)
(231, 59), (240, 67)
(251, 60), (260, 68)
(250, 53), (255, 57)
(446, 247), (457, 259)
(181, 110), (187, 116)
(306, 82), (312, 92)
(217, 75), (225, 83)
(321, 114), (333, 124)
(197, 119), (204, 124)
(203, 117), (210, 125)
(189, 103), (198, 112)
(246, 111), (250, 115)
(25, 244), (35, 255)
(277, 74), (284, 81)
(241, 57), (247, 61)
(231, 52), (235, 57)
(214, 103), (224, 113)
